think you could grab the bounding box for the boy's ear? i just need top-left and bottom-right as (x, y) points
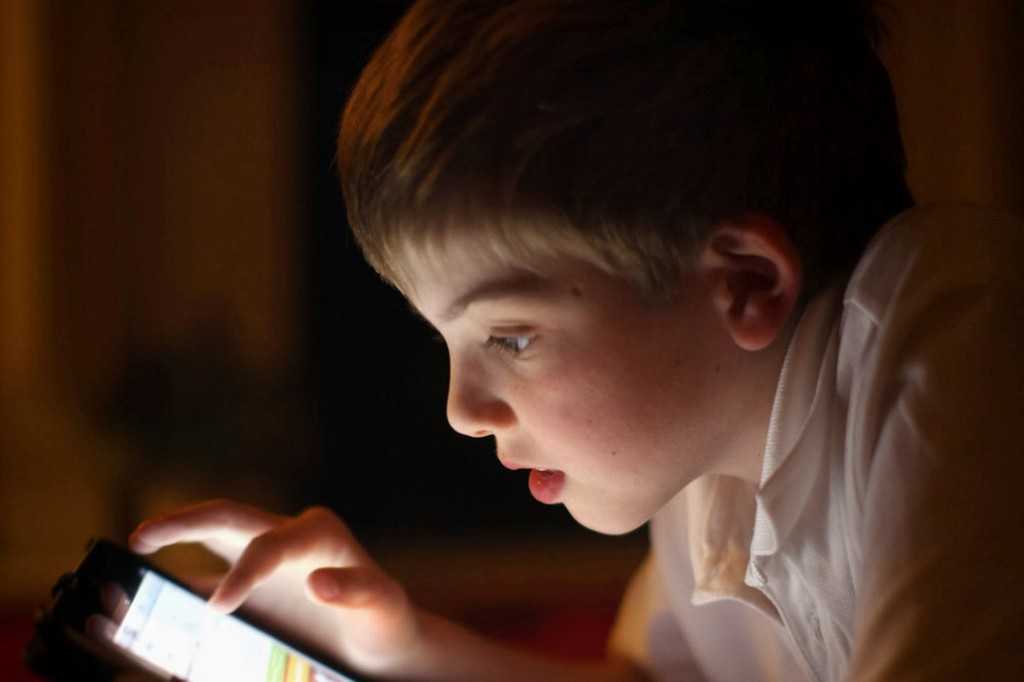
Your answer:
(697, 214), (803, 351)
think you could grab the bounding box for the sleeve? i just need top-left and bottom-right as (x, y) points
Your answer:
(608, 554), (707, 680)
(847, 274), (1024, 679)
(608, 555), (657, 666)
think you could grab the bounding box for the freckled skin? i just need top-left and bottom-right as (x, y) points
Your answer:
(402, 239), (787, 535)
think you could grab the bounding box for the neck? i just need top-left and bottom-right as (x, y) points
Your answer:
(715, 313), (799, 486)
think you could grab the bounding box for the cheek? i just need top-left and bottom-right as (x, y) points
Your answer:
(522, 380), (609, 441)
(508, 365), (613, 449)
(520, 367), (658, 468)
(510, 321), (705, 466)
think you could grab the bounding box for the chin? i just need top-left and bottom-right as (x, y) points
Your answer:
(565, 501), (651, 536)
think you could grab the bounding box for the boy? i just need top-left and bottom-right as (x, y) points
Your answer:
(130, 1), (1024, 679)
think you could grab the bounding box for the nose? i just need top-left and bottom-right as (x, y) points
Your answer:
(446, 359), (515, 438)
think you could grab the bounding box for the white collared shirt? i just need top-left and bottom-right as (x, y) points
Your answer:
(611, 205), (1024, 681)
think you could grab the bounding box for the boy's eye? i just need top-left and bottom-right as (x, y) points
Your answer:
(485, 334), (534, 355)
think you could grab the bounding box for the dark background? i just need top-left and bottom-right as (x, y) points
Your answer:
(306, 1), (583, 545)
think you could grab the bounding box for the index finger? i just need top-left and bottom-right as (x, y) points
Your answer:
(130, 499), (284, 560)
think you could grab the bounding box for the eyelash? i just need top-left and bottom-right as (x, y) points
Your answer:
(485, 334), (534, 356)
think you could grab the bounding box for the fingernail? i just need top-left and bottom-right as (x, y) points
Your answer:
(208, 599), (232, 614)
(128, 524), (152, 551)
(128, 536), (152, 554)
(310, 572), (339, 600)
(207, 588), (232, 613)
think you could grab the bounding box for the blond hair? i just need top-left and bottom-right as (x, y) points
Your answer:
(339, 0), (911, 299)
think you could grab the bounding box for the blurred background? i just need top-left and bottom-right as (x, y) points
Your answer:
(2, 1), (1022, 678)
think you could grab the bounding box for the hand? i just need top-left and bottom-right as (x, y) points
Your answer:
(129, 499), (423, 677)
(84, 582), (130, 642)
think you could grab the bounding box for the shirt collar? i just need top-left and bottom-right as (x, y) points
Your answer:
(682, 285), (842, 608)
(750, 285), (843, 556)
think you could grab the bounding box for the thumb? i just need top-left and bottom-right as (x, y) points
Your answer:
(306, 566), (403, 610)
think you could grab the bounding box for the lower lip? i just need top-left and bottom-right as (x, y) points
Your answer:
(528, 469), (565, 504)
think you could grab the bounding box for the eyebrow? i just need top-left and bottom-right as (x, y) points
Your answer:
(439, 272), (557, 323)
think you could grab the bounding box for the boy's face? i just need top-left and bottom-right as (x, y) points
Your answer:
(402, 233), (774, 535)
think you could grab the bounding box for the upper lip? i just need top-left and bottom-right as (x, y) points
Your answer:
(498, 457), (526, 471)
(498, 457), (556, 472)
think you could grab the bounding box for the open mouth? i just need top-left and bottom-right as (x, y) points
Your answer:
(528, 468), (565, 504)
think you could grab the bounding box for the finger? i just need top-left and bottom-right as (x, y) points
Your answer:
(129, 499), (282, 553)
(181, 572), (223, 598)
(208, 507), (364, 613)
(85, 613), (119, 642)
(129, 499), (283, 557)
(100, 582), (130, 624)
(306, 566), (406, 611)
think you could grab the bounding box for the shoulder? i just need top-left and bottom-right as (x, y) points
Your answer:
(834, 204), (1023, 401)
(844, 203), (1024, 324)
(834, 206), (1024, 678)
(833, 204), (1024, 506)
